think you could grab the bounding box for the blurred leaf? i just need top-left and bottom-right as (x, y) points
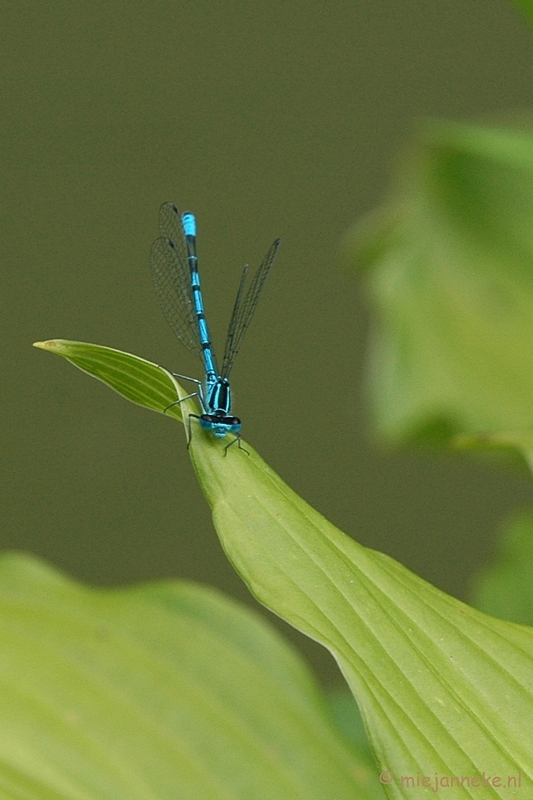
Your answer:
(348, 121), (533, 456)
(471, 512), (533, 626)
(0, 552), (373, 800)
(512, 0), (533, 28)
(325, 687), (375, 765)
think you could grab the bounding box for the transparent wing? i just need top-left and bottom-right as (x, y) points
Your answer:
(221, 239), (281, 377)
(150, 202), (203, 358)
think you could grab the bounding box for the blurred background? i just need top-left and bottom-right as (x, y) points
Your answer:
(2, 0), (533, 685)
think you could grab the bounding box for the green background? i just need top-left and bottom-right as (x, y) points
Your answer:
(3, 0), (533, 684)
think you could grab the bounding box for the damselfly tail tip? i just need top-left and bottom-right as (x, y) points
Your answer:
(182, 212), (196, 237)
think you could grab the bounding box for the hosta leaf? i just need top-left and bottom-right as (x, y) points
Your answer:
(349, 121), (533, 457)
(0, 553), (373, 799)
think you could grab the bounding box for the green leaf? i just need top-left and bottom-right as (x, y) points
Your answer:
(37, 337), (533, 795)
(512, 0), (533, 28)
(33, 339), (186, 420)
(0, 552), (374, 800)
(325, 687), (376, 765)
(348, 121), (533, 455)
(471, 512), (533, 626)
(188, 440), (533, 797)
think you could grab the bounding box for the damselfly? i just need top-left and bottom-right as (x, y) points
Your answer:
(151, 203), (280, 453)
